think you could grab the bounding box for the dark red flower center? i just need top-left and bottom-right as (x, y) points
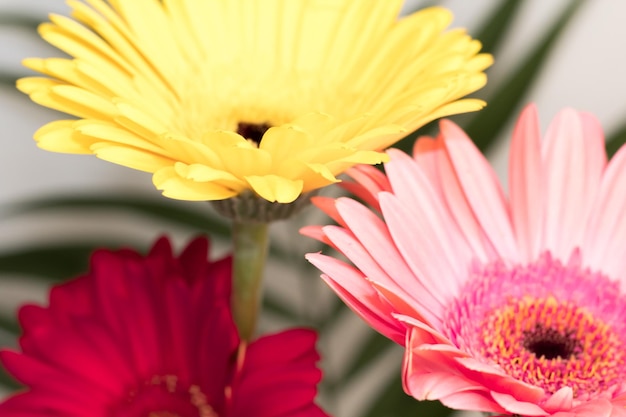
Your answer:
(522, 324), (581, 360)
(116, 375), (218, 417)
(237, 122), (272, 145)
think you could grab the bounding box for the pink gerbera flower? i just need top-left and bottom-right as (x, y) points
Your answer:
(304, 104), (626, 416)
(0, 237), (327, 417)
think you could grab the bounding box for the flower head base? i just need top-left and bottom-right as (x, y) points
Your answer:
(19, 0), (491, 205)
(304, 105), (626, 416)
(0, 237), (327, 417)
(211, 189), (316, 222)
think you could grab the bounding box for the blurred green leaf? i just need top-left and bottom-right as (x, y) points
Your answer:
(336, 329), (394, 386)
(473, 0), (525, 55)
(361, 373), (452, 417)
(0, 243), (129, 281)
(8, 194), (324, 265)
(318, 297), (348, 331)
(0, 72), (21, 87)
(263, 293), (299, 320)
(465, 0), (584, 152)
(10, 195), (231, 237)
(0, 313), (19, 335)
(0, 366), (20, 391)
(0, 14), (42, 31)
(606, 124), (626, 158)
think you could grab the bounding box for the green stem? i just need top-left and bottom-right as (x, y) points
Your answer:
(232, 220), (270, 341)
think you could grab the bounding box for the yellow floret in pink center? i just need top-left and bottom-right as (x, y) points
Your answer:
(480, 296), (626, 398)
(443, 251), (626, 402)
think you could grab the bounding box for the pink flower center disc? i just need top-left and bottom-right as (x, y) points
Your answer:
(443, 252), (626, 402)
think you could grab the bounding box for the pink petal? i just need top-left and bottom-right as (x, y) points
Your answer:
(310, 196), (346, 228)
(440, 120), (519, 261)
(378, 192), (464, 308)
(579, 112), (608, 191)
(438, 390), (508, 414)
(394, 314), (451, 344)
(490, 391), (548, 416)
(404, 340), (468, 376)
(569, 399), (613, 417)
(543, 387), (574, 414)
(371, 281), (440, 328)
(379, 149), (473, 273)
(405, 371), (486, 401)
(454, 357), (544, 402)
(331, 199), (441, 311)
(541, 109), (598, 259)
(609, 403), (626, 417)
(306, 253), (405, 343)
(583, 142), (626, 278)
(412, 134), (445, 197)
(434, 130), (497, 262)
(508, 104), (544, 262)
(342, 164), (392, 211)
(299, 225), (333, 248)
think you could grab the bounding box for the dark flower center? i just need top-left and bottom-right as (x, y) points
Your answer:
(237, 122), (272, 145)
(522, 325), (580, 359)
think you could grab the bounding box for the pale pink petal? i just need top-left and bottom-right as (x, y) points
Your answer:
(438, 390), (508, 414)
(384, 149), (474, 279)
(434, 128), (498, 262)
(441, 119), (519, 261)
(412, 134), (444, 196)
(541, 109), (595, 259)
(543, 387), (573, 414)
(346, 164), (392, 194)
(404, 328), (468, 375)
(569, 399), (613, 417)
(610, 392), (626, 407)
(371, 282), (441, 327)
(404, 343), (471, 396)
(413, 135), (495, 262)
(310, 196), (346, 227)
(583, 143), (626, 278)
(378, 192), (465, 305)
(609, 403), (626, 417)
(342, 164), (392, 211)
(454, 357), (545, 402)
(332, 198), (446, 310)
(405, 371), (487, 401)
(579, 112), (608, 190)
(305, 253), (404, 343)
(552, 412), (577, 417)
(299, 225), (333, 248)
(490, 391), (549, 416)
(509, 104), (544, 262)
(393, 314), (450, 344)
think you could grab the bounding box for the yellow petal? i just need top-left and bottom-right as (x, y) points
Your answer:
(153, 166), (238, 201)
(34, 120), (93, 154)
(245, 175), (303, 203)
(19, 0), (491, 205)
(173, 162), (245, 190)
(92, 143), (174, 172)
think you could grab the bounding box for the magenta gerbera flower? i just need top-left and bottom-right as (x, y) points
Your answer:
(0, 237), (327, 417)
(304, 105), (626, 416)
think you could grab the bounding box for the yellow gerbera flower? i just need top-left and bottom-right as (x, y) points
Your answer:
(19, 0), (492, 205)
